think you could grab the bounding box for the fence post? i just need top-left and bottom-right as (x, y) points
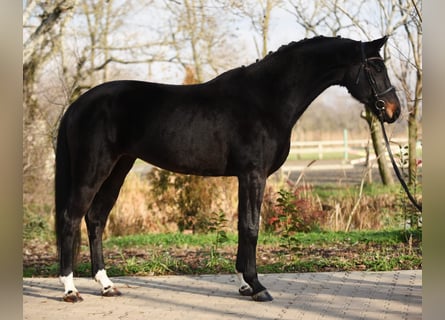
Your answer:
(318, 143), (323, 159)
(343, 128), (348, 161)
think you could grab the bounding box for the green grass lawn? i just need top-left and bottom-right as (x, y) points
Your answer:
(102, 229), (419, 248)
(23, 229), (421, 277)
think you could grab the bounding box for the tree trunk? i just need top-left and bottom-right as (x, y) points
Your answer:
(408, 94), (419, 186)
(261, 0), (273, 58)
(23, 0), (77, 202)
(365, 109), (394, 185)
(406, 34), (422, 187)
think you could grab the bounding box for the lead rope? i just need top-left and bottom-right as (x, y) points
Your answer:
(378, 116), (422, 212)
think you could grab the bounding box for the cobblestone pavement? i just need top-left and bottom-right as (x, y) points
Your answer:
(23, 270), (421, 320)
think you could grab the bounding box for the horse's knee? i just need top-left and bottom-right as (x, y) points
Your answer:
(239, 224), (259, 243)
(248, 227), (259, 240)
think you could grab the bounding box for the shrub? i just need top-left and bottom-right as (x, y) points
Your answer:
(265, 184), (327, 234)
(147, 168), (237, 233)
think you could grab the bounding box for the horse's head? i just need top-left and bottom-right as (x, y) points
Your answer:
(344, 36), (401, 123)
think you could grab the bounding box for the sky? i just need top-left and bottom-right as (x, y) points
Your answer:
(116, 1), (393, 85)
(126, 2), (306, 84)
(24, 0), (418, 134)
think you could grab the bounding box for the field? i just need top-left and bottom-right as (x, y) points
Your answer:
(23, 229), (421, 278)
(23, 163), (422, 278)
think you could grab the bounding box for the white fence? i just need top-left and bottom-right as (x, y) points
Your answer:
(289, 138), (413, 162)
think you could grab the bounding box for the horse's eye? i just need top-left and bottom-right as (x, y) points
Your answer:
(370, 60), (384, 73)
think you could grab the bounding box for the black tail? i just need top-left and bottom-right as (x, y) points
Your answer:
(55, 114), (81, 273)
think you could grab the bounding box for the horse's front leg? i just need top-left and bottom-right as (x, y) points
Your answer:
(236, 171), (273, 302)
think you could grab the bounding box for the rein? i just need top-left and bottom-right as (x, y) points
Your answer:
(378, 115), (422, 213)
(358, 42), (422, 213)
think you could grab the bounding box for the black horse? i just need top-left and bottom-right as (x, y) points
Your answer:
(55, 36), (400, 302)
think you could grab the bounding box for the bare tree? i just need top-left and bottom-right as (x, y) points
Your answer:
(285, 0), (422, 185)
(358, 0), (421, 186)
(224, 0), (283, 59)
(23, 0), (78, 202)
(23, 0), (164, 208)
(23, 0), (77, 123)
(348, 0), (422, 186)
(361, 109), (394, 184)
(61, 0), (151, 102)
(164, 0), (241, 82)
(392, 0), (422, 185)
(287, 0), (367, 38)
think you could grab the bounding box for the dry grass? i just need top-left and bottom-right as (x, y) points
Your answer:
(104, 172), (239, 237)
(261, 181), (402, 233)
(321, 193), (398, 231)
(100, 172), (405, 238)
(25, 169), (411, 241)
(105, 173), (168, 237)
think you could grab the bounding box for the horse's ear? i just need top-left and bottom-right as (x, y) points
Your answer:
(369, 36), (388, 51)
(364, 36), (388, 56)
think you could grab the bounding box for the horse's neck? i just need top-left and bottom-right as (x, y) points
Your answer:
(259, 52), (347, 132)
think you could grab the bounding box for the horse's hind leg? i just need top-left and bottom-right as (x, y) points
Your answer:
(58, 149), (119, 302)
(85, 155), (135, 296)
(58, 175), (108, 302)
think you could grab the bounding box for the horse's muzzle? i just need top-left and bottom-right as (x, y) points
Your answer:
(382, 101), (401, 123)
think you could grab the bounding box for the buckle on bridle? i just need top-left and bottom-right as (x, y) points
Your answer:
(375, 99), (386, 111)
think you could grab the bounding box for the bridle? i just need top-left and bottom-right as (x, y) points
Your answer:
(355, 42), (395, 116)
(356, 42), (422, 213)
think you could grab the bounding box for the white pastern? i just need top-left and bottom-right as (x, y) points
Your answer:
(95, 269), (114, 290)
(59, 272), (78, 294)
(236, 270), (251, 291)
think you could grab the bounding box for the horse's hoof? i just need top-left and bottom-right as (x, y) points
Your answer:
(239, 285), (253, 296)
(252, 290), (273, 302)
(102, 286), (122, 297)
(62, 291), (83, 303)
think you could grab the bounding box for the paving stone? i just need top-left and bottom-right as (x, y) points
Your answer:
(23, 270), (421, 320)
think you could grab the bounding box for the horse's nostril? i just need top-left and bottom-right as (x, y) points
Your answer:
(383, 102), (401, 123)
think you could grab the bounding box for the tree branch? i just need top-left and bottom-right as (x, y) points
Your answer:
(411, 0), (422, 23)
(23, 0), (77, 65)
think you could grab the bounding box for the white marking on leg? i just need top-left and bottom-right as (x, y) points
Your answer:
(59, 272), (78, 294)
(236, 270), (251, 291)
(95, 269), (114, 290)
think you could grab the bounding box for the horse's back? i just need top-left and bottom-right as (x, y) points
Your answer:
(63, 80), (239, 175)
(62, 79), (288, 177)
